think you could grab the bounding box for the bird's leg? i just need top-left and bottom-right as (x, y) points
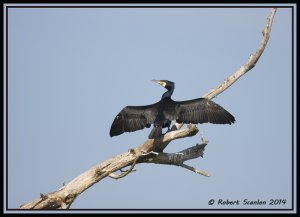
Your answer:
(167, 124), (171, 132)
(164, 120), (172, 134)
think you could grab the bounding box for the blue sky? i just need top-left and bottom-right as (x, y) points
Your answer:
(5, 5), (295, 212)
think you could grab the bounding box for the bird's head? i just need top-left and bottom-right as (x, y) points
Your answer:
(152, 79), (175, 92)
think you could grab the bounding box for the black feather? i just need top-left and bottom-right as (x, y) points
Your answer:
(110, 80), (235, 138)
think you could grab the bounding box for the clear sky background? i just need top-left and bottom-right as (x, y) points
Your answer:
(6, 5), (294, 211)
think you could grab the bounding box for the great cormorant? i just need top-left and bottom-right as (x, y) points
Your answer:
(110, 80), (235, 138)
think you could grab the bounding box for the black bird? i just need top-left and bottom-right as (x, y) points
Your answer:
(110, 80), (235, 138)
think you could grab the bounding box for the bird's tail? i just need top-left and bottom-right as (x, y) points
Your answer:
(148, 126), (162, 139)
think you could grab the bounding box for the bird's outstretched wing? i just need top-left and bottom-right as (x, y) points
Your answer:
(110, 103), (159, 137)
(175, 98), (235, 125)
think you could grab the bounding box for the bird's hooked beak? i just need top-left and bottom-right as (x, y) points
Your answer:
(152, 79), (167, 87)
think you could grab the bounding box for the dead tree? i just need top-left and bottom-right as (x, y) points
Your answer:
(19, 8), (277, 209)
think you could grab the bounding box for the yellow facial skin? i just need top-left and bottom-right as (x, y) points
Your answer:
(158, 81), (167, 87)
(152, 80), (167, 87)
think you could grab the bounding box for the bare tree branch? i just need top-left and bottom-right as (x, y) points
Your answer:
(19, 8), (277, 210)
(181, 164), (210, 177)
(202, 8), (277, 100)
(142, 142), (210, 177)
(108, 158), (138, 179)
(19, 125), (199, 209)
